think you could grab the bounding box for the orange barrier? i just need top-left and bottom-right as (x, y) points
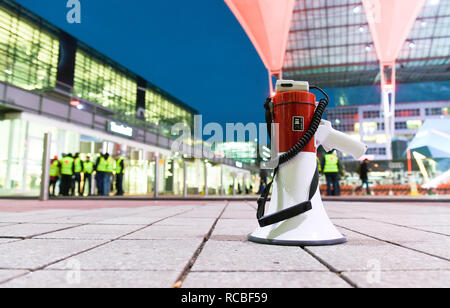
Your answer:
(319, 183), (450, 196)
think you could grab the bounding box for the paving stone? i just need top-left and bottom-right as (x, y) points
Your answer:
(334, 219), (448, 243)
(342, 270), (450, 288)
(221, 210), (257, 219)
(408, 225), (450, 235)
(176, 207), (226, 218)
(35, 224), (144, 240)
(153, 218), (216, 227)
(122, 225), (211, 240)
(403, 240), (450, 260)
(0, 200), (448, 288)
(334, 219), (450, 259)
(0, 270), (29, 284)
(183, 271), (351, 288)
(307, 229), (450, 271)
(211, 219), (258, 237)
(0, 223), (79, 238)
(0, 214), (63, 223)
(48, 239), (203, 271)
(91, 216), (165, 225)
(0, 239), (104, 269)
(1, 270), (179, 288)
(32, 216), (109, 224)
(191, 241), (327, 272)
(0, 223), (15, 228)
(0, 239), (21, 245)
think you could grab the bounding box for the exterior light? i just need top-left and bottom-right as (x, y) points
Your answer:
(430, 0), (440, 5)
(70, 99), (80, 107)
(421, 21), (427, 27)
(76, 104), (84, 110)
(365, 45), (373, 52)
(353, 6), (361, 14)
(359, 26), (365, 32)
(409, 42), (416, 49)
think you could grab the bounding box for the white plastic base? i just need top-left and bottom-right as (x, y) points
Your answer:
(249, 152), (346, 247)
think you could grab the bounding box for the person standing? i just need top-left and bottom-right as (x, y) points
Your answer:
(317, 156), (322, 174)
(59, 154), (74, 196)
(49, 156), (60, 197)
(82, 156), (94, 196)
(357, 159), (371, 195)
(322, 150), (342, 196)
(95, 154), (104, 196)
(72, 153), (84, 196)
(96, 153), (114, 196)
(115, 156), (125, 196)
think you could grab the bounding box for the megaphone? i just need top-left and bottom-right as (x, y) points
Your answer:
(249, 80), (367, 246)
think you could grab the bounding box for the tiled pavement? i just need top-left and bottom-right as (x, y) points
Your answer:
(0, 200), (448, 288)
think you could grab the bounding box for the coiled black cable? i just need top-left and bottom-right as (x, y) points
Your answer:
(277, 86), (329, 166)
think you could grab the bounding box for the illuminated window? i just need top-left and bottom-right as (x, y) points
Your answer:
(362, 122), (378, 134)
(0, 6), (59, 90)
(425, 107), (449, 116)
(363, 111), (380, 119)
(395, 109), (421, 117)
(73, 49), (137, 118)
(145, 88), (194, 131)
(406, 120), (423, 130)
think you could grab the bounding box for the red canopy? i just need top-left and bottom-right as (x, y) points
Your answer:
(224, 0), (295, 76)
(363, 0), (426, 64)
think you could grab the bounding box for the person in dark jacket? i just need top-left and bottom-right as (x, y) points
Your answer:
(114, 155), (125, 196)
(72, 153), (84, 196)
(321, 150), (343, 196)
(357, 159), (371, 195)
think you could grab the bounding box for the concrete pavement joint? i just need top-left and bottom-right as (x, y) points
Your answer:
(366, 218), (450, 237)
(173, 203), (229, 288)
(0, 207), (197, 286)
(336, 225), (450, 263)
(303, 247), (359, 288)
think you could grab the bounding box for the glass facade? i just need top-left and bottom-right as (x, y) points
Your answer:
(0, 117), (255, 197)
(0, 118), (79, 196)
(0, 5), (59, 91)
(73, 49), (138, 118)
(214, 142), (258, 165)
(146, 88), (194, 131)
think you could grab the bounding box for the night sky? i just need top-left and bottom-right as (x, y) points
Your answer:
(14, 0), (270, 128)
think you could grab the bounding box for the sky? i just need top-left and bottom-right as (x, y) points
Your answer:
(14, 0), (270, 128)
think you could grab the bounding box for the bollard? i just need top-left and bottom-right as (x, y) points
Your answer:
(40, 133), (51, 201)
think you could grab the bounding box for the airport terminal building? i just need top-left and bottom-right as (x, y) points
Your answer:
(0, 0), (259, 197)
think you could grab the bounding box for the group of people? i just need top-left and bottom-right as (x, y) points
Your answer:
(319, 150), (371, 196)
(49, 153), (125, 197)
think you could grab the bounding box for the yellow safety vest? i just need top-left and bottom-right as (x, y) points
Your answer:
(323, 154), (339, 173)
(115, 158), (124, 174)
(49, 160), (60, 177)
(74, 158), (83, 173)
(84, 161), (94, 174)
(97, 157), (114, 173)
(60, 156), (74, 175)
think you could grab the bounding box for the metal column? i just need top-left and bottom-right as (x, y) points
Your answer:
(381, 63), (396, 161)
(204, 161), (208, 197)
(40, 133), (52, 201)
(154, 153), (160, 198)
(183, 160), (188, 198)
